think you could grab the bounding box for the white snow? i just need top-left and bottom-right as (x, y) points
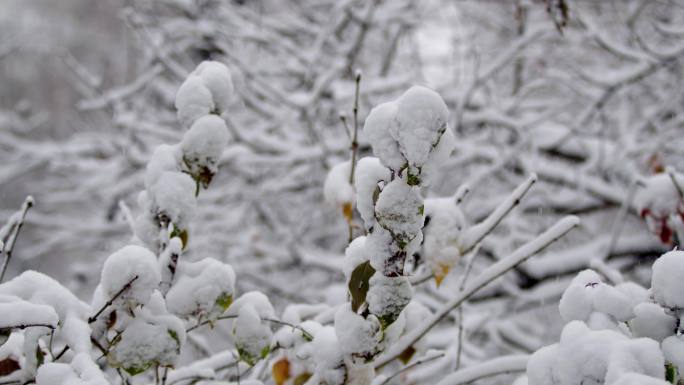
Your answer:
(422, 196), (466, 279)
(175, 74), (215, 128)
(109, 317), (182, 373)
(363, 101), (404, 171)
(145, 144), (181, 191)
(342, 236), (368, 283)
(334, 303), (382, 360)
(662, 336), (684, 372)
(366, 273), (412, 327)
(181, 115), (229, 177)
(166, 257), (236, 318)
(354, 157), (391, 229)
(630, 302), (676, 342)
(232, 305), (273, 364)
(374, 179), (424, 245)
(149, 171), (198, 228)
(651, 250), (684, 309)
(323, 161), (354, 208)
(99, 245), (161, 307)
(192, 61), (234, 113)
(362, 86), (449, 175)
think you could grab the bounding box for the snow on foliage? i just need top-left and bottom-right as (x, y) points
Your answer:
(528, 249), (684, 385)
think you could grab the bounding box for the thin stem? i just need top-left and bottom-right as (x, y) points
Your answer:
(0, 196), (34, 283)
(88, 275), (139, 324)
(456, 246), (480, 369)
(262, 318), (314, 341)
(379, 352), (445, 385)
(53, 345), (70, 361)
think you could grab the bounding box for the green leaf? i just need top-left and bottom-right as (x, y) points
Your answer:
(170, 225), (188, 249)
(667, 363), (678, 384)
(418, 205), (424, 216)
(0, 329), (9, 347)
(168, 329), (181, 353)
(123, 363), (152, 376)
(260, 345), (271, 359)
(406, 173), (420, 186)
(35, 345), (44, 368)
(215, 293), (233, 312)
(349, 261), (375, 312)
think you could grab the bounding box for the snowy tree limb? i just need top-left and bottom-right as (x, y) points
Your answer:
(435, 354), (529, 385)
(458, 174), (537, 254)
(375, 215), (579, 368)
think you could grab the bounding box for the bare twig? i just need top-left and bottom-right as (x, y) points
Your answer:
(0, 196), (34, 283)
(379, 352), (445, 385)
(88, 275), (139, 324)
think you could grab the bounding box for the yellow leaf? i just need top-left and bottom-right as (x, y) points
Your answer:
(272, 357), (290, 385)
(433, 262), (451, 287)
(342, 202), (353, 223)
(294, 372), (312, 385)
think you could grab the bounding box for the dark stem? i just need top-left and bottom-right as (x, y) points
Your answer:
(88, 275), (139, 324)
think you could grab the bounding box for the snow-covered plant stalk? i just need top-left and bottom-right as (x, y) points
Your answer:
(332, 86), (454, 372)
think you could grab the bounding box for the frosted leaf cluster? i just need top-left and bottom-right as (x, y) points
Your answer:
(135, 61), (232, 251)
(175, 60), (234, 127)
(363, 86), (449, 179)
(528, 250), (684, 385)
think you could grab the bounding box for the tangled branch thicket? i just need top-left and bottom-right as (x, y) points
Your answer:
(2, 1), (684, 385)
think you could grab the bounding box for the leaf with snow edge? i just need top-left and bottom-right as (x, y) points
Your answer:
(181, 115), (228, 188)
(233, 305), (273, 366)
(374, 179), (424, 248)
(215, 293), (233, 312)
(349, 261), (375, 313)
(170, 225), (188, 249)
(108, 318), (181, 376)
(366, 274), (412, 329)
(149, 171), (197, 229)
(166, 258), (236, 318)
(334, 304), (382, 361)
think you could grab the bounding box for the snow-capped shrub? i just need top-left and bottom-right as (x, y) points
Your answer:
(528, 249), (684, 385)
